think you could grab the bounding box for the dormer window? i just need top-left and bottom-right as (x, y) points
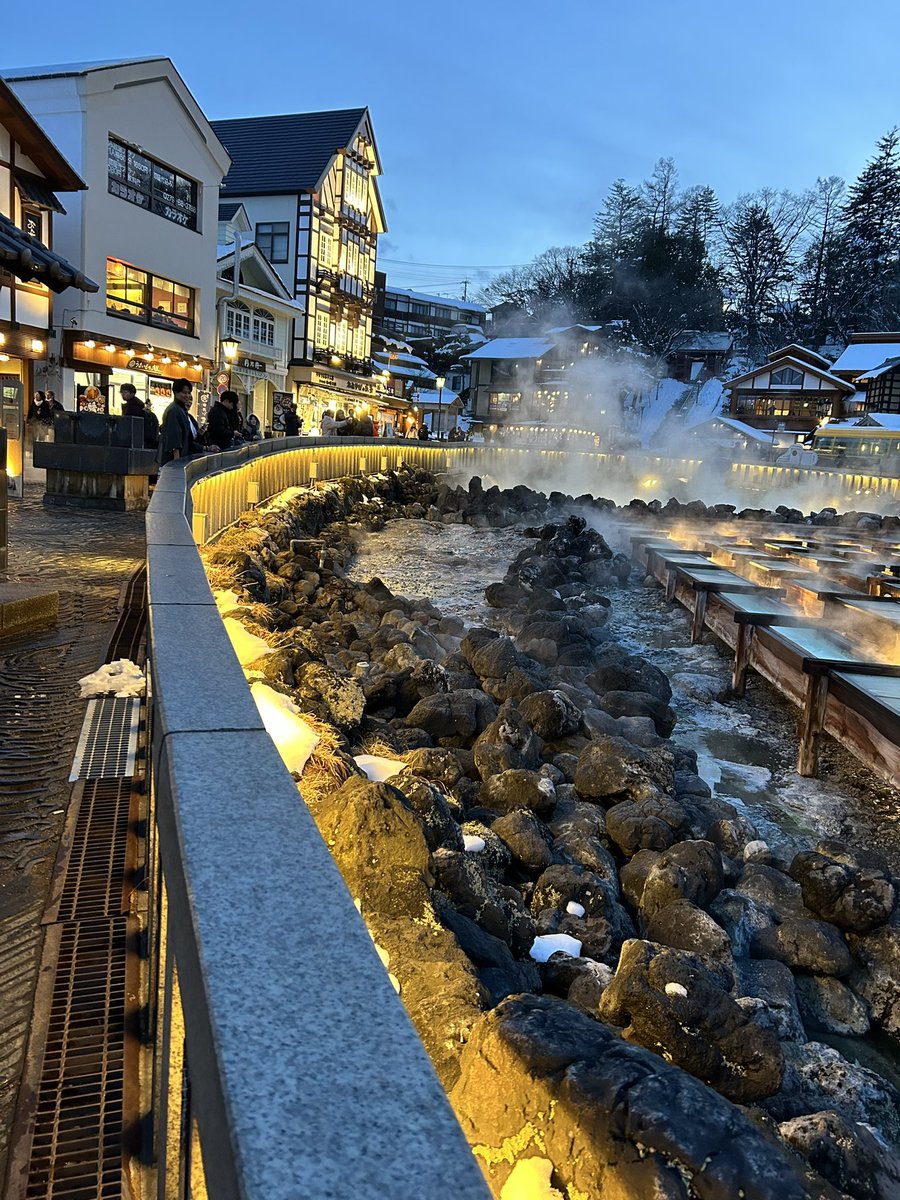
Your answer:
(771, 366), (803, 386)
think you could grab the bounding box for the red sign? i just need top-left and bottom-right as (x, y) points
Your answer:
(216, 371), (230, 387)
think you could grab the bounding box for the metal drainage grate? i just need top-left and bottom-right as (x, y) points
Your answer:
(24, 919), (128, 1200)
(105, 566), (147, 667)
(45, 780), (138, 926)
(69, 699), (140, 783)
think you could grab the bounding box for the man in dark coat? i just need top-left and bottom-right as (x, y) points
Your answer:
(159, 379), (195, 465)
(283, 404), (301, 437)
(121, 383), (159, 449)
(206, 389), (238, 451)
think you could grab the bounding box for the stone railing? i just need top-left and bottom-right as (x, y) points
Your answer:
(146, 436), (491, 1200)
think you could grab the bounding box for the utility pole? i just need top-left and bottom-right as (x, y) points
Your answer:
(462, 279), (469, 301)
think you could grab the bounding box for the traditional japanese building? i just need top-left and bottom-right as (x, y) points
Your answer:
(211, 108), (388, 424)
(0, 77), (96, 485)
(724, 344), (854, 433)
(5, 58), (231, 419)
(664, 331), (733, 382)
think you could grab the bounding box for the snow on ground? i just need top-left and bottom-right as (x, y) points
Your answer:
(636, 377), (725, 447)
(78, 659), (145, 698)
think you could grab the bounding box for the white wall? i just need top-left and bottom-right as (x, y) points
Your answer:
(225, 194), (297, 295)
(12, 63), (227, 359)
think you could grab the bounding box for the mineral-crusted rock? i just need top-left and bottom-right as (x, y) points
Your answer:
(598, 939), (783, 1103)
(639, 839), (725, 918)
(794, 974), (871, 1037)
(491, 809), (555, 872)
(450, 994), (834, 1199)
(779, 1110), (900, 1200)
(790, 846), (896, 934)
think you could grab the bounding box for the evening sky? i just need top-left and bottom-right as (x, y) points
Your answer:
(5, 0), (900, 296)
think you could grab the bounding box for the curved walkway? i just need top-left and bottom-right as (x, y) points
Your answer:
(0, 488), (144, 1185)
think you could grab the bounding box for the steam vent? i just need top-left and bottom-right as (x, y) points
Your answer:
(201, 462), (900, 1199)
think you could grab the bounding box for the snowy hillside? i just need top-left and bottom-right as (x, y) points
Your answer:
(636, 378), (725, 447)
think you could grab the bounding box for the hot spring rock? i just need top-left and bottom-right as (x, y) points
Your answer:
(295, 662), (366, 731)
(432, 847), (535, 956)
(604, 793), (689, 856)
(481, 769), (557, 817)
(473, 703), (543, 778)
(573, 735), (674, 803)
(790, 844), (896, 934)
(598, 939), (785, 1103)
(794, 974), (871, 1037)
(779, 1110), (900, 1200)
(847, 911), (900, 1041)
(450, 994), (838, 1199)
(547, 799), (619, 882)
(491, 809), (555, 872)
(645, 899), (733, 961)
(517, 690), (584, 740)
(311, 775), (431, 919)
(390, 773), (464, 853)
(753, 917), (854, 978)
(404, 689), (497, 740)
(436, 901), (541, 1006)
(638, 839), (725, 918)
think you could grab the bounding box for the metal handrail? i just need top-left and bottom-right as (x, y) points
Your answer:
(146, 437), (491, 1200)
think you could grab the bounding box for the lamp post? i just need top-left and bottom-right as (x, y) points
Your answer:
(436, 374), (445, 440)
(221, 335), (240, 366)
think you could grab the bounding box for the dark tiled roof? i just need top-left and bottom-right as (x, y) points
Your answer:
(218, 201), (241, 220)
(212, 109), (367, 195)
(0, 212), (98, 293)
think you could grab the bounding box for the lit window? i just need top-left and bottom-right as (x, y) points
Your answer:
(106, 257), (195, 335)
(252, 307), (276, 346)
(226, 300), (251, 339)
(315, 311), (329, 347)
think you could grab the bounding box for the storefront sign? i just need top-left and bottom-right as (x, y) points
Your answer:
(239, 356), (266, 374)
(312, 370), (377, 396)
(126, 358), (158, 375)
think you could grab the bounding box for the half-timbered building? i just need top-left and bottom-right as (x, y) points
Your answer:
(212, 109), (387, 423)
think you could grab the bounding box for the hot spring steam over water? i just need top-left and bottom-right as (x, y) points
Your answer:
(349, 517), (900, 872)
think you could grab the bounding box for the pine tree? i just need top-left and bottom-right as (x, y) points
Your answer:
(841, 129), (900, 327)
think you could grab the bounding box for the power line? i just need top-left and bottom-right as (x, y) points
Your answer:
(379, 257), (529, 271)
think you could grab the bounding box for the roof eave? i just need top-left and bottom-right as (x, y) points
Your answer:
(0, 78), (85, 191)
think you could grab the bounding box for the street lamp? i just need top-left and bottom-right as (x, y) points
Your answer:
(436, 375), (445, 440)
(221, 335), (240, 361)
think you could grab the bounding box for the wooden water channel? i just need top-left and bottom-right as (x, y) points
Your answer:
(630, 525), (900, 787)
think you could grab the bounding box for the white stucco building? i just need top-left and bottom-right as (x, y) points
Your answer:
(4, 58), (231, 418)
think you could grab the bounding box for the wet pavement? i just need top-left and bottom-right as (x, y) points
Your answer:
(0, 487), (144, 1184)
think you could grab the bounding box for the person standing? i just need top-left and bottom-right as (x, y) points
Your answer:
(121, 383), (159, 449)
(206, 389), (238, 451)
(283, 404), (301, 437)
(418, 423), (429, 440)
(47, 390), (64, 414)
(158, 378), (195, 465)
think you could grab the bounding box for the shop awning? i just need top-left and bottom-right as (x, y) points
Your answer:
(0, 212), (98, 293)
(15, 169), (66, 214)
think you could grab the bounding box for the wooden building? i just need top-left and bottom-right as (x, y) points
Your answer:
(725, 344), (853, 433)
(665, 331), (733, 382)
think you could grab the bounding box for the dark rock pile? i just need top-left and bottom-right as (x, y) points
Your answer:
(620, 495), (900, 531)
(205, 465), (900, 1200)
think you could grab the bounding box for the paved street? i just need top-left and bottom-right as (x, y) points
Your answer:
(0, 487), (145, 1183)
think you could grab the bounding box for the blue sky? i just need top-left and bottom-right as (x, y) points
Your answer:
(5, 0), (900, 297)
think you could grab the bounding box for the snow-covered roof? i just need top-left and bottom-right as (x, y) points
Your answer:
(412, 387), (461, 408)
(708, 416), (779, 445)
(385, 285), (486, 314)
(2, 58), (165, 79)
(855, 412), (900, 431)
(668, 331), (733, 353)
(830, 339), (900, 375)
(726, 356), (854, 393)
(462, 338), (556, 361)
(856, 357), (900, 382)
(544, 324), (605, 335)
(767, 343), (831, 369)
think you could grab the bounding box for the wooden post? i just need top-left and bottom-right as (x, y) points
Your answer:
(797, 674), (829, 777)
(731, 623), (752, 696)
(665, 567), (677, 602)
(690, 588), (708, 644)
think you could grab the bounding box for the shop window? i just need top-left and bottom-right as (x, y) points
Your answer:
(252, 307), (276, 346)
(256, 222), (290, 264)
(107, 257), (195, 335)
(107, 137), (199, 230)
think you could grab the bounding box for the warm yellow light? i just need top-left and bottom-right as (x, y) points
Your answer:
(83, 339), (96, 349)
(0, 353), (8, 363)
(192, 363), (202, 372)
(222, 336), (240, 360)
(161, 355), (171, 364)
(0, 332), (5, 346)
(178, 359), (187, 368)
(125, 346), (135, 355)
(143, 351), (154, 362)
(330, 355), (342, 366)
(31, 338), (43, 353)
(105, 343), (116, 353)
(436, 375), (446, 389)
